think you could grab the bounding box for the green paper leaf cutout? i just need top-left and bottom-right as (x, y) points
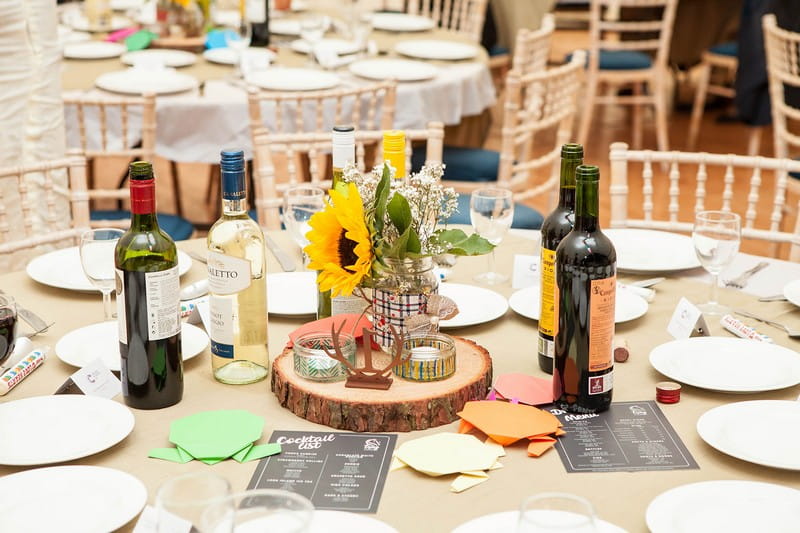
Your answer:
(232, 443), (255, 462)
(169, 410), (264, 460)
(148, 448), (193, 463)
(125, 30), (155, 52)
(236, 443), (282, 463)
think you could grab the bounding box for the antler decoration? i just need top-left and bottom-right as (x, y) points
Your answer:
(323, 323), (407, 390)
(405, 294), (459, 335)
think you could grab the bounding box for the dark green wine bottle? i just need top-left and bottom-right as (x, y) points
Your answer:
(115, 161), (183, 409)
(538, 143), (582, 374)
(554, 165), (616, 414)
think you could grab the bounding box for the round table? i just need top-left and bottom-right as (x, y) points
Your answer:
(2, 230), (800, 532)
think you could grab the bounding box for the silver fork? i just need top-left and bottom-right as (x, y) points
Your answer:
(733, 309), (800, 338)
(724, 261), (769, 289)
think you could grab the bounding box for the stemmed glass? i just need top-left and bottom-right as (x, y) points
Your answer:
(300, 14), (327, 66)
(517, 493), (598, 533)
(470, 187), (514, 285)
(200, 489), (314, 533)
(224, 12), (252, 79)
(156, 472), (232, 533)
(79, 228), (125, 322)
(692, 210), (741, 315)
(283, 185), (325, 266)
(0, 295), (18, 367)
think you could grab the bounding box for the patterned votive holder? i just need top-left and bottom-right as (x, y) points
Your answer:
(394, 333), (456, 382)
(293, 332), (356, 382)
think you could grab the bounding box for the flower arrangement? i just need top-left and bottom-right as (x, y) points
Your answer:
(304, 162), (494, 298)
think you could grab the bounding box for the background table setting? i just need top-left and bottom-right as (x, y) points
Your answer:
(2, 220), (800, 531)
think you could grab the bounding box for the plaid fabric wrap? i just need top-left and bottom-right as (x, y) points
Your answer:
(372, 288), (437, 347)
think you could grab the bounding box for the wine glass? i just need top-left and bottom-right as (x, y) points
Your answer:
(517, 493), (598, 533)
(283, 185), (325, 266)
(200, 489), (314, 533)
(470, 187), (514, 285)
(224, 12), (252, 78)
(692, 210), (741, 315)
(0, 295), (18, 367)
(156, 472), (232, 533)
(80, 228), (125, 322)
(300, 14), (327, 66)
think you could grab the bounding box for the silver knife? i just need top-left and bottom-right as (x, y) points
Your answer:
(264, 234), (297, 272)
(630, 277), (666, 288)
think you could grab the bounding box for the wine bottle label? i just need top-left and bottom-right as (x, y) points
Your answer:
(207, 252), (251, 295)
(589, 275), (615, 372)
(246, 0), (266, 23)
(332, 295), (367, 316)
(209, 295), (235, 359)
(538, 246), (558, 339)
(145, 265), (181, 341)
(115, 268), (126, 344)
(588, 370), (613, 395)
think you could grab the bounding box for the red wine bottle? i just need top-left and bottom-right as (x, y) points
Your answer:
(115, 161), (183, 409)
(250, 0), (270, 47)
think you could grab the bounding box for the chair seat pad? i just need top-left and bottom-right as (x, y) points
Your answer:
(91, 210), (195, 241)
(709, 41), (737, 57)
(412, 145), (500, 183)
(445, 193), (543, 230)
(489, 45), (510, 57)
(568, 50), (653, 70)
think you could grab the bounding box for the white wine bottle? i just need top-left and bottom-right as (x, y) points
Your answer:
(207, 149), (269, 384)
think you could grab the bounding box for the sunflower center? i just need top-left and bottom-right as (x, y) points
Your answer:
(337, 229), (359, 268)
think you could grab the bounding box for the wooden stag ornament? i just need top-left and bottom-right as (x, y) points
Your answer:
(323, 321), (407, 390)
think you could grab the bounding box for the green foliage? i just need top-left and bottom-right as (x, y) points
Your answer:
(431, 229), (495, 256)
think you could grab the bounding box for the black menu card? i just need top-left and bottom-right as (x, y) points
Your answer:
(545, 401), (698, 473)
(248, 430), (397, 513)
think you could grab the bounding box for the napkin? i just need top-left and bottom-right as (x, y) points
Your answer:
(457, 400), (563, 455)
(287, 314), (375, 349)
(492, 373), (553, 406)
(124, 30), (156, 51)
(148, 410), (281, 464)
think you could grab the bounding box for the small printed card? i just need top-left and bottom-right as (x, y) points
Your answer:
(667, 297), (709, 339)
(512, 255), (540, 289)
(55, 358), (121, 399)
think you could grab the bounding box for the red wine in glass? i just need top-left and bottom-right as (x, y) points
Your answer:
(0, 300), (17, 367)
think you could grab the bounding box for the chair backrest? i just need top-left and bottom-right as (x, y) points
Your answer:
(763, 13), (800, 160)
(587, 0), (678, 73)
(609, 141), (800, 260)
(251, 122), (445, 229)
(405, 0), (488, 42)
(0, 154), (91, 255)
(512, 13), (555, 75)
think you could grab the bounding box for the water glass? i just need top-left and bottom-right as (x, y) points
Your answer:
(283, 185), (325, 265)
(0, 295), (17, 367)
(79, 228), (124, 321)
(517, 493), (598, 533)
(155, 472), (232, 533)
(200, 489), (314, 533)
(224, 14), (252, 78)
(692, 210), (741, 315)
(470, 187), (514, 285)
(300, 15), (327, 65)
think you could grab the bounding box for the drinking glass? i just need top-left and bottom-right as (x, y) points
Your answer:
(692, 210), (741, 315)
(155, 472), (232, 533)
(200, 489), (314, 533)
(283, 185), (325, 265)
(517, 493), (598, 533)
(470, 187), (514, 285)
(224, 13), (252, 78)
(0, 295), (18, 367)
(79, 228), (124, 321)
(300, 15), (327, 66)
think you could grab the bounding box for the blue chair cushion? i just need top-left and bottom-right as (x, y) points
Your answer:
(90, 210), (195, 241)
(413, 145), (500, 183)
(567, 50), (652, 70)
(489, 45), (510, 57)
(445, 193), (543, 230)
(709, 41), (737, 57)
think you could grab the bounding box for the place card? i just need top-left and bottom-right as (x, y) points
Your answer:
(54, 358), (121, 399)
(512, 254), (539, 289)
(546, 401), (698, 473)
(248, 430), (397, 513)
(667, 297), (709, 339)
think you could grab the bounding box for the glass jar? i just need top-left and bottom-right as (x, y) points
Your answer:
(293, 332), (356, 382)
(371, 256), (439, 349)
(394, 333), (456, 381)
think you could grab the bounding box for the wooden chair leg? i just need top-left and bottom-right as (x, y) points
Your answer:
(168, 160), (184, 217)
(746, 126), (762, 156)
(206, 164), (221, 221)
(632, 82), (643, 150)
(688, 61), (711, 151)
(577, 79), (598, 146)
(653, 80), (670, 153)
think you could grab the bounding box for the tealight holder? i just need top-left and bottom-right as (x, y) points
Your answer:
(293, 332), (356, 382)
(394, 333), (456, 382)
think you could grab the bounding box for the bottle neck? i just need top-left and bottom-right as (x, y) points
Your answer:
(558, 158), (580, 209)
(221, 166), (247, 215)
(223, 198), (247, 215)
(130, 178), (159, 231)
(332, 143), (354, 189)
(574, 178), (599, 232)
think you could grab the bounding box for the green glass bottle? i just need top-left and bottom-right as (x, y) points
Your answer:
(115, 161), (183, 409)
(538, 144), (583, 374)
(554, 165), (616, 414)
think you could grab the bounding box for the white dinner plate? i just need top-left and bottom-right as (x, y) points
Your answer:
(452, 511), (626, 533)
(604, 228), (701, 272)
(697, 400), (800, 470)
(0, 466), (147, 532)
(121, 48), (197, 67)
(290, 38), (361, 55)
(349, 58), (440, 82)
(395, 39), (479, 61)
(646, 480), (800, 533)
(508, 284), (648, 324)
(248, 67), (341, 91)
(203, 47), (276, 65)
(310, 510), (397, 533)
(63, 41), (126, 59)
(56, 321), (209, 371)
(67, 14), (130, 32)
(649, 337), (800, 393)
(27, 247), (192, 292)
(783, 279), (800, 308)
(267, 271), (317, 316)
(111, 0), (144, 10)
(0, 395), (134, 466)
(59, 27), (92, 44)
(95, 68), (199, 94)
(270, 19), (302, 36)
(438, 283), (508, 328)
(371, 13), (436, 32)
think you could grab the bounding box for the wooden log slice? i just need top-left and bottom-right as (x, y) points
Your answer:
(271, 336), (493, 432)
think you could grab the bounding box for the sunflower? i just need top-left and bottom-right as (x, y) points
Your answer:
(304, 183), (373, 297)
